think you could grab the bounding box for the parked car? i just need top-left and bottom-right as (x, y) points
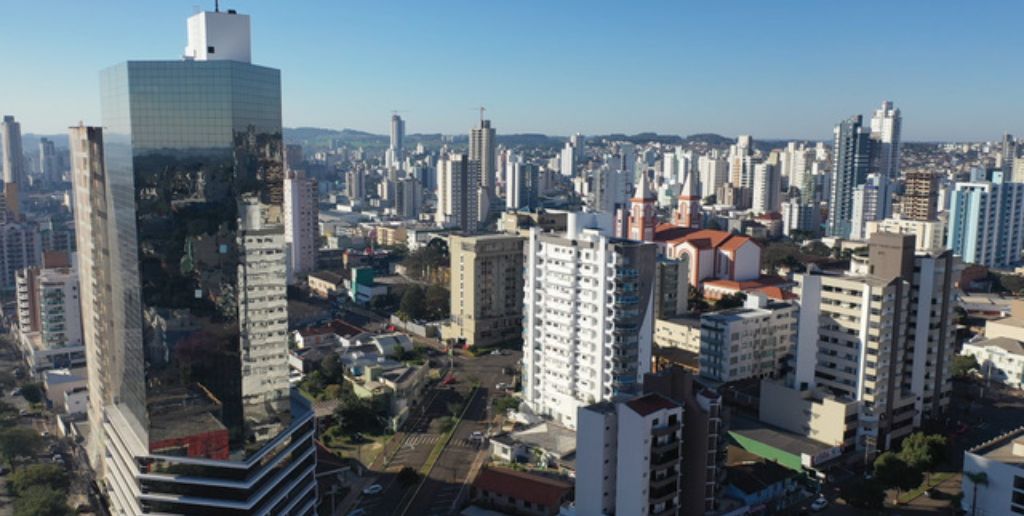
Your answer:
(810, 496), (829, 512)
(362, 484), (383, 496)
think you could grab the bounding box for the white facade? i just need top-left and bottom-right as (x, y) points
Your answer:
(961, 429), (1024, 516)
(560, 142), (575, 177)
(435, 153), (479, 231)
(780, 200), (821, 237)
(699, 295), (796, 384)
(751, 162), (781, 214)
(522, 214), (655, 429)
(962, 338), (1024, 389)
(284, 172), (318, 284)
(780, 142), (811, 194)
(184, 10), (251, 63)
(238, 202), (291, 434)
(577, 394), (684, 516)
(865, 216), (945, 252)
(697, 153), (728, 199)
(15, 260), (83, 372)
(870, 100), (901, 182)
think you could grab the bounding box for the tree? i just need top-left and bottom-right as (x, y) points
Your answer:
(13, 485), (72, 516)
(952, 354), (980, 379)
(0, 401), (18, 426)
(873, 451), (923, 499)
(424, 285), (451, 319)
(9, 463), (69, 494)
(841, 478), (885, 510)
(804, 241), (832, 257)
(399, 286), (427, 321)
(713, 293), (746, 310)
(320, 352), (342, 381)
(335, 398), (382, 435)
(899, 432), (946, 473)
(19, 383), (43, 404)
(397, 466), (419, 487)
(0, 427), (42, 468)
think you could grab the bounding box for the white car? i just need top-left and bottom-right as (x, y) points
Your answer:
(362, 484), (383, 496)
(810, 495), (829, 511)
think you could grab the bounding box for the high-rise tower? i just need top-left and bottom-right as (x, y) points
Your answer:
(470, 118), (496, 194)
(1, 115), (24, 216)
(387, 114), (405, 170)
(827, 115), (872, 238)
(80, 10), (316, 515)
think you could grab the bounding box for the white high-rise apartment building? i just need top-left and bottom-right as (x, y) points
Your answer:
(522, 212), (657, 429)
(387, 114), (405, 170)
(435, 153), (480, 232)
(577, 393), (684, 516)
(850, 174), (889, 241)
(15, 252), (84, 373)
(284, 171), (318, 284)
(590, 164), (629, 214)
(470, 119), (496, 193)
(1, 115), (25, 215)
(780, 142), (811, 194)
(698, 152), (728, 199)
(751, 162), (781, 214)
(560, 141), (575, 177)
(870, 100), (901, 182)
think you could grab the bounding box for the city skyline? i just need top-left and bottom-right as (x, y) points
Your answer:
(2, 0), (1023, 141)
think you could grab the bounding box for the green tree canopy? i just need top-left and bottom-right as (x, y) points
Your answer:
(0, 427), (42, 467)
(19, 383), (43, 404)
(424, 285), (451, 319)
(399, 285), (427, 321)
(13, 485), (72, 516)
(952, 354), (980, 378)
(320, 352), (342, 381)
(840, 478), (885, 509)
(9, 463), (69, 494)
(713, 293), (747, 311)
(899, 432), (947, 476)
(873, 451), (922, 494)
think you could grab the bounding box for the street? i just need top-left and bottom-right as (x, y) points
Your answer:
(345, 349), (519, 516)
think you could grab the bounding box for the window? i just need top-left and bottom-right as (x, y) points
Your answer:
(207, 46), (215, 53)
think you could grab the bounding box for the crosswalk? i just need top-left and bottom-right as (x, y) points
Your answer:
(404, 433), (441, 447)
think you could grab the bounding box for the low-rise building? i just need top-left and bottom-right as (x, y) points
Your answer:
(470, 467), (573, 516)
(962, 427), (1024, 516)
(654, 316), (701, 354)
(699, 294), (797, 384)
(961, 337), (1024, 389)
(724, 460), (800, 514)
(759, 380), (860, 452)
(308, 270), (344, 298)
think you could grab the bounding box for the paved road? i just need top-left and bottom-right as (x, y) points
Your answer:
(346, 351), (519, 516)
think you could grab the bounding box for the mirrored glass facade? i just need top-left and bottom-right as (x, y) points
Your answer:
(100, 59), (291, 459)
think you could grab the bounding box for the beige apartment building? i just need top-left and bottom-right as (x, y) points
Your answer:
(771, 232), (958, 461)
(442, 233), (524, 348)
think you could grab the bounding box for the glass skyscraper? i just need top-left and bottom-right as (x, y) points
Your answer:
(77, 10), (316, 515)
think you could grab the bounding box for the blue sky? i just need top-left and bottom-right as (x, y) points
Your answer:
(2, 0), (1021, 141)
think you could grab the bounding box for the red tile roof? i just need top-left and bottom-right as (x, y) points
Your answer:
(473, 467), (573, 508)
(624, 393), (681, 417)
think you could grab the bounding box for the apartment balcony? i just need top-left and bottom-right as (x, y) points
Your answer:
(651, 449), (681, 467)
(652, 421), (682, 438)
(649, 473), (678, 491)
(651, 436), (680, 454)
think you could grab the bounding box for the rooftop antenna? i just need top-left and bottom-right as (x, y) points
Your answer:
(478, 106), (486, 122)
(215, 0), (220, 12)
